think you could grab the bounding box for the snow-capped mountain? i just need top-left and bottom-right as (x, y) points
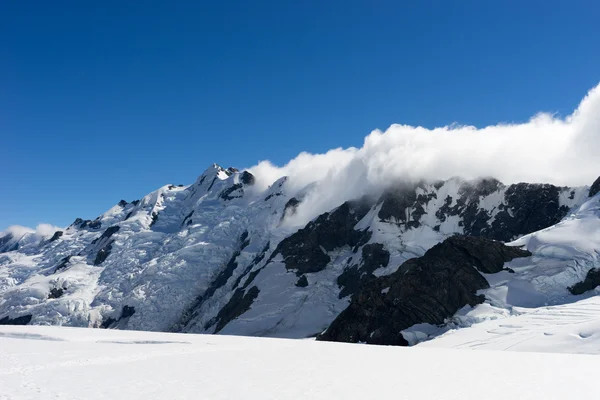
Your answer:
(1, 164), (598, 346)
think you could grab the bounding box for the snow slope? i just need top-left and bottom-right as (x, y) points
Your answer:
(420, 296), (600, 353)
(0, 163), (597, 347)
(1, 325), (599, 400)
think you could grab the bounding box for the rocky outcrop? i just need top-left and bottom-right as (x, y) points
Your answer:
(0, 233), (17, 253)
(337, 243), (390, 299)
(88, 226), (120, 266)
(48, 231), (63, 242)
(240, 171), (255, 185)
(274, 200), (372, 275)
(101, 305), (136, 329)
(206, 286), (260, 333)
(318, 236), (531, 346)
(48, 288), (64, 299)
(0, 314), (32, 325)
(54, 256), (72, 273)
(590, 176), (600, 198)
(569, 268), (600, 295)
(379, 180), (570, 242)
(295, 275), (308, 287)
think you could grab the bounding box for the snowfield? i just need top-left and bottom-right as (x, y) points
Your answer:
(1, 324), (599, 400)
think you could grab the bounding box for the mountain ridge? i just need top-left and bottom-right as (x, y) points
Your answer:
(1, 164), (598, 346)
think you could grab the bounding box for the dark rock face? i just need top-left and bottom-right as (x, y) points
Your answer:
(376, 179), (571, 242)
(569, 268), (600, 295)
(206, 286), (260, 333)
(487, 183), (569, 242)
(281, 197), (300, 220)
(232, 242), (270, 291)
(295, 275), (309, 287)
(150, 212), (159, 227)
(48, 231), (63, 243)
(72, 217), (102, 230)
(337, 243), (390, 299)
(240, 171), (256, 185)
(378, 182), (435, 229)
(318, 236), (531, 346)
(121, 305), (136, 318)
(274, 201), (372, 275)
(54, 256), (72, 273)
(0, 233), (17, 253)
(590, 176), (600, 198)
(88, 219), (102, 230)
(0, 314), (32, 325)
(118, 199), (128, 207)
(48, 288), (64, 299)
(101, 305), (136, 328)
(182, 211), (194, 227)
(90, 226), (120, 266)
(219, 184), (243, 201)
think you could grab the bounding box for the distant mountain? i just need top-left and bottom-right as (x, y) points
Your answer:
(1, 164), (598, 346)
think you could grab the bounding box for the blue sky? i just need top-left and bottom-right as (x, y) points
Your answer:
(2, 0), (599, 229)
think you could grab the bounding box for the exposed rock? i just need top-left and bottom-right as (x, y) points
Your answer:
(94, 244), (114, 265)
(569, 268), (600, 295)
(91, 226), (120, 266)
(206, 177), (218, 191)
(101, 305), (135, 329)
(181, 211), (194, 227)
(378, 182), (431, 228)
(150, 212), (159, 227)
(118, 199), (128, 207)
(88, 219), (102, 230)
(48, 231), (63, 243)
(121, 305), (136, 319)
(232, 242), (270, 290)
(240, 171), (255, 185)
(207, 286), (260, 333)
(219, 183), (243, 201)
(48, 288), (64, 299)
(264, 192), (282, 201)
(295, 275), (309, 287)
(281, 197), (300, 219)
(318, 236), (531, 346)
(91, 226), (120, 245)
(590, 176), (600, 198)
(487, 183), (569, 241)
(0, 233), (17, 253)
(0, 314), (32, 325)
(338, 243), (390, 299)
(54, 255), (72, 273)
(100, 317), (116, 329)
(431, 181), (569, 241)
(274, 200), (371, 275)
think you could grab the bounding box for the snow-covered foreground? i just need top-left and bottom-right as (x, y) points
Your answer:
(1, 325), (599, 400)
(420, 296), (600, 354)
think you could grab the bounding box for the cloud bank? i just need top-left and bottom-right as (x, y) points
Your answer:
(249, 83), (600, 226)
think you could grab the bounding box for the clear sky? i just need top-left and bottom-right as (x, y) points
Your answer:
(2, 0), (599, 230)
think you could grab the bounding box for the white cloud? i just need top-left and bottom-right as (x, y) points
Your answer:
(1, 224), (62, 240)
(248, 83), (600, 226)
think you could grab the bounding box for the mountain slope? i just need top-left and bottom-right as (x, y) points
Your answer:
(0, 164), (596, 346)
